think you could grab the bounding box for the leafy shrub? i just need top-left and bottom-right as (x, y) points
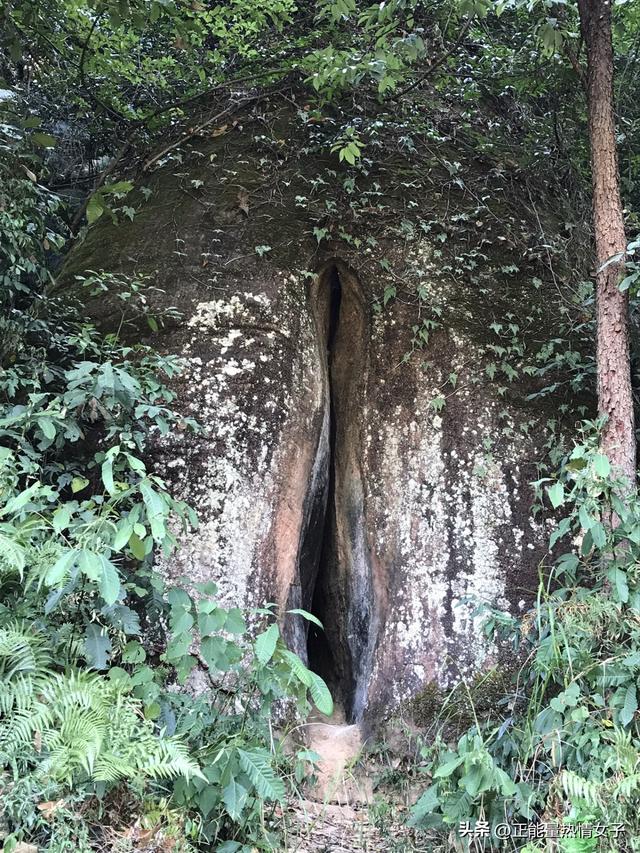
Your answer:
(0, 195), (332, 849)
(410, 424), (640, 850)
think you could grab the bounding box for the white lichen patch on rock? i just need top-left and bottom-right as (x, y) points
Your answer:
(155, 282), (313, 610)
(364, 323), (547, 711)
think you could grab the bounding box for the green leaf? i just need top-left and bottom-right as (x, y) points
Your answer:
(112, 520), (134, 552)
(550, 517), (571, 548)
(408, 784), (440, 826)
(140, 479), (167, 542)
(122, 640), (146, 663)
(238, 748), (285, 801)
(52, 503), (72, 533)
(71, 477), (90, 493)
(45, 548), (76, 586)
(555, 552), (579, 575)
(97, 555), (121, 605)
(201, 635), (227, 670)
(39, 418), (56, 439)
(128, 532), (147, 561)
(433, 755), (465, 778)
(547, 482), (564, 509)
(171, 607), (194, 634)
(608, 567), (629, 603)
(86, 195), (105, 224)
(31, 131), (56, 147)
(103, 180), (133, 195)
(222, 778), (249, 821)
(383, 284), (396, 306)
(280, 649), (312, 686)
(255, 623), (279, 665)
(620, 685), (637, 727)
(85, 623), (112, 670)
(591, 522), (607, 550)
(198, 609), (226, 635)
(0, 481), (42, 517)
(593, 453), (611, 478)
(78, 548), (101, 581)
(308, 671), (333, 716)
(287, 608), (324, 629)
(224, 608), (246, 634)
(102, 457), (115, 495)
(167, 588), (192, 607)
(578, 504), (595, 530)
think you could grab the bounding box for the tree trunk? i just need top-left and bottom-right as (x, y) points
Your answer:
(578, 0), (636, 486)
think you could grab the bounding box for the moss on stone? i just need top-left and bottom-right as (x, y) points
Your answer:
(408, 666), (516, 733)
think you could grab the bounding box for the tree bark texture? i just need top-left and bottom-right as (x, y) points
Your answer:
(578, 0), (636, 486)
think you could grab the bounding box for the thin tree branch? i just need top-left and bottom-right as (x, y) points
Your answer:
(391, 18), (472, 101)
(140, 67), (293, 125)
(78, 13), (130, 123)
(142, 93), (268, 172)
(69, 136), (134, 233)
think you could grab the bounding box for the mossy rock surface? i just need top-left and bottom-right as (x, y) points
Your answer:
(60, 93), (590, 725)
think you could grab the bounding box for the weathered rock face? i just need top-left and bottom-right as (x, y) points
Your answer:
(64, 99), (584, 725)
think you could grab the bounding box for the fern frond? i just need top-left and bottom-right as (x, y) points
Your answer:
(0, 663), (201, 786)
(611, 773), (640, 799)
(560, 769), (602, 808)
(238, 747), (286, 801)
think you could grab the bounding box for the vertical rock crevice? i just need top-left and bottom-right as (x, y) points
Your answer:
(295, 263), (375, 723)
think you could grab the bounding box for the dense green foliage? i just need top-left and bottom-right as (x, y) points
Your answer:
(408, 431), (640, 849)
(3, 0), (640, 851)
(0, 97), (331, 850)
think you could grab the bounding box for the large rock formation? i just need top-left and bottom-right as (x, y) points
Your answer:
(64, 97), (584, 726)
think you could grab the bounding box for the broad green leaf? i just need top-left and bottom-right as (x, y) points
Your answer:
(620, 685), (637, 727)
(591, 522), (607, 549)
(0, 481), (42, 518)
(222, 778), (249, 821)
(547, 482), (564, 509)
(171, 607), (194, 634)
(39, 418), (56, 439)
(140, 479), (167, 542)
(255, 623), (279, 665)
(112, 520), (134, 552)
(198, 609), (226, 635)
(308, 671), (333, 716)
(593, 453), (611, 478)
(102, 457), (115, 495)
(608, 567), (629, 603)
(201, 635), (226, 671)
(85, 623), (112, 670)
(97, 555), (120, 605)
(408, 784), (440, 826)
(71, 477), (90, 493)
(128, 532), (147, 561)
(224, 608), (246, 634)
(433, 755), (465, 778)
(78, 549), (101, 581)
(52, 503), (72, 533)
(167, 588), (191, 607)
(45, 548), (76, 586)
(86, 195), (105, 224)
(32, 131), (56, 147)
(122, 640), (146, 663)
